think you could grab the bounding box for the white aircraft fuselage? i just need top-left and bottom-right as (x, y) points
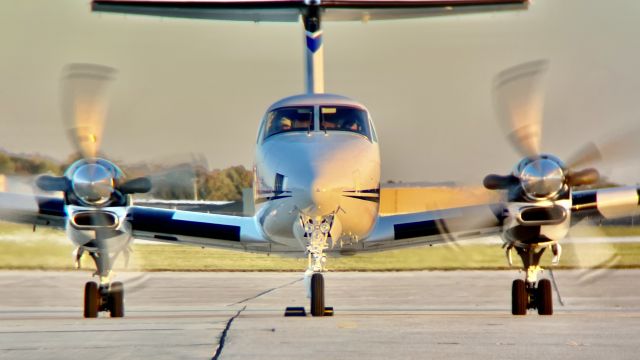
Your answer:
(253, 94), (381, 251)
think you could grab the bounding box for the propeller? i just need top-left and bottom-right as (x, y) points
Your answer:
(486, 59), (640, 281)
(490, 56), (640, 192)
(485, 59), (607, 192)
(36, 64), (153, 198)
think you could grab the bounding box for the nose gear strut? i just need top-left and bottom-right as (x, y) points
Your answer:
(285, 213), (336, 317)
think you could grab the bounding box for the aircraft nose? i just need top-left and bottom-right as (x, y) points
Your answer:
(262, 132), (378, 217)
(305, 179), (341, 217)
(290, 161), (344, 217)
(288, 140), (354, 217)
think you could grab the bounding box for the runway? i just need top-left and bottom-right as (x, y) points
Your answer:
(1, 270), (639, 359)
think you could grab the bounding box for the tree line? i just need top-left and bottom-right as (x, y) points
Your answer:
(0, 151), (252, 201)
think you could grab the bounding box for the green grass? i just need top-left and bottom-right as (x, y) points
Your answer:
(1, 222), (640, 271)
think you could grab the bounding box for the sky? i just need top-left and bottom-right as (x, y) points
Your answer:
(2, 0), (640, 185)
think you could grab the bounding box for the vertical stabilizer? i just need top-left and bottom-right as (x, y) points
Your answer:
(303, 6), (324, 94)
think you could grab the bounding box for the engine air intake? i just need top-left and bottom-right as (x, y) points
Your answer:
(71, 211), (118, 229)
(517, 205), (567, 226)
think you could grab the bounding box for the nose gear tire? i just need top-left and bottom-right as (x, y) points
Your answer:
(511, 279), (527, 315)
(109, 281), (125, 318)
(84, 281), (99, 318)
(536, 279), (553, 315)
(310, 273), (325, 317)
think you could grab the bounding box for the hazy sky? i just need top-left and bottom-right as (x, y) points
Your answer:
(2, 0), (640, 184)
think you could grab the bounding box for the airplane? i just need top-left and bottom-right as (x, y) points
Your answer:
(0, 0), (638, 318)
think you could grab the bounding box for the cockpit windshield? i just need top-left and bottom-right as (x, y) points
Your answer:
(320, 106), (371, 140)
(261, 104), (374, 142)
(264, 106), (314, 139)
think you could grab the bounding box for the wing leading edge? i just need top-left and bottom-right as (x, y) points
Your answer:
(126, 206), (270, 251)
(0, 192), (66, 228)
(92, 0), (528, 22)
(571, 186), (640, 224)
(362, 185), (640, 252)
(361, 203), (504, 252)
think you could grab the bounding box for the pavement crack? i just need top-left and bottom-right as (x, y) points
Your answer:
(227, 277), (302, 306)
(211, 306), (246, 360)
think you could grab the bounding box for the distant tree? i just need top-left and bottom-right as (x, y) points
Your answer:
(201, 166), (253, 201)
(0, 151), (62, 176)
(0, 149), (253, 201)
(0, 153), (15, 174)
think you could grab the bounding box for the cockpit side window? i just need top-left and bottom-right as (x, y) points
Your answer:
(320, 106), (371, 141)
(263, 106), (314, 140)
(369, 117), (378, 143)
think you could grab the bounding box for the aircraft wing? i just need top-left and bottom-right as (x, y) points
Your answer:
(0, 192), (66, 229)
(571, 186), (640, 223)
(361, 203), (503, 252)
(126, 206), (270, 251)
(92, 0), (528, 22)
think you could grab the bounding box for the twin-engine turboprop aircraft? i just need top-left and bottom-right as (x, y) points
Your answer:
(1, 0), (640, 318)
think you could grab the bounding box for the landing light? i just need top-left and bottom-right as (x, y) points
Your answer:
(320, 222), (331, 234)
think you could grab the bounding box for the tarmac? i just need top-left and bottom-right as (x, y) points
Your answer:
(0, 270), (639, 360)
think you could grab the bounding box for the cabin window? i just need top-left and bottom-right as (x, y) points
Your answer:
(320, 106), (371, 140)
(263, 106), (314, 139)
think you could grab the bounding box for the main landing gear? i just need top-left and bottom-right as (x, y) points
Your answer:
(84, 281), (124, 318)
(285, 214), (335, 317)
(82, 248), (125, 318)
(509, 245), (553, 316)
(511, 278), (552, 316)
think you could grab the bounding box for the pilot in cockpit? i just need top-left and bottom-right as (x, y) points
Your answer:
(341, 118), (359, 132)
(279, 117), (292, 131)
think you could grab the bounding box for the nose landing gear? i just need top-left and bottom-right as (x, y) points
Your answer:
(511, 278), (553, 315)
(285, 214), (336, 317)
(84, 280), (124, 318)
(82, 249), (125, 318)
(510, 245), (553, 316)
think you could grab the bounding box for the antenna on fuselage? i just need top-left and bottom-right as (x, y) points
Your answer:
(303, 4), (324, 94)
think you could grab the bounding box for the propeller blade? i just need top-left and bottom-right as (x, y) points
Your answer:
(564, 142), (602, 171)
(566, 168), (600, 187)
(493, 59), (548, 158)
(565, 127), (640, 178)
(61, 63), (116, 159)
(483, 174), (519, 190)
(35, 175), (69, 192)
(566, 222), (624, 286)
(123, 153), (208, 199)
(119, 177), (152, 195)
